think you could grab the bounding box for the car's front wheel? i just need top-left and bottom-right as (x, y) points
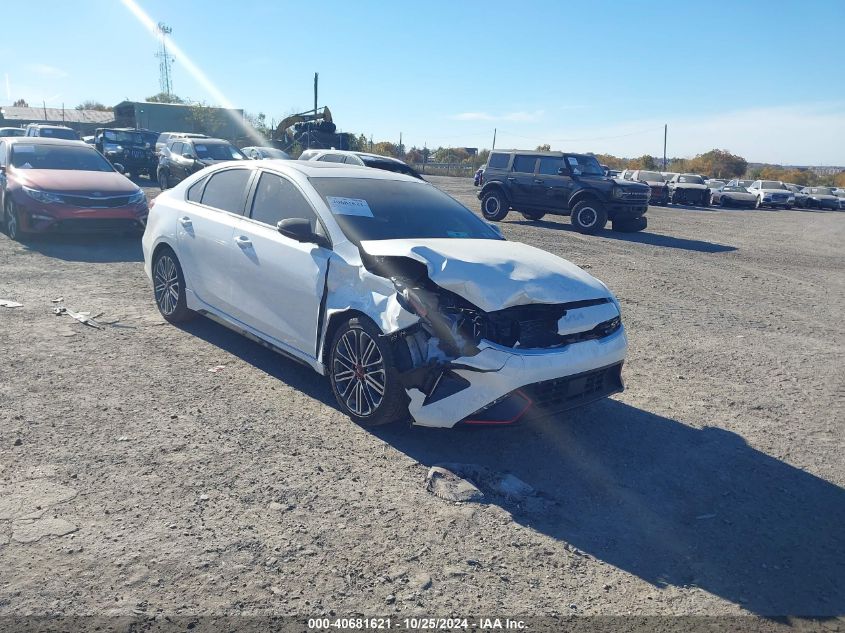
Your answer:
(570, 200), (607, 234)
(480, 190), (509, 221)
(158, 169), (171, 191)
(329, 317), (407, 426)
(4, 198), (25, 242)
(755, 196), (763, 209)
(152, 247), (194, 323)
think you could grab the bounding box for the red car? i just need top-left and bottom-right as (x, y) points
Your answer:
(0, 137), (148, 240)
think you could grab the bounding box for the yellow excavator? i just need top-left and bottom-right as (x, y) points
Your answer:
(274, 106), (348, 151)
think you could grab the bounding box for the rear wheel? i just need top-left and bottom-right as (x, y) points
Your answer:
(612, 216), (647, 232)
(480, 190), (509, 221)
(152, 247), (194, 323)
(329, 317), (408, 426)
(755, 196), (763, 209)
(521, 211), (546, 221)
(570, 200), (607, 234)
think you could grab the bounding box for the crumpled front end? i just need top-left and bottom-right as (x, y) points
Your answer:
(356, 240), (629, 428)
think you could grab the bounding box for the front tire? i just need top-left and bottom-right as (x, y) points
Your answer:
(480, 190), (509, 221)
(152, 247), (194, 323)
(329, 317), (407, 426)
(158, 169), (171, 191)
(4, 198), (25, 242)
(755, 196), (763, 209)
(570, 200), (607, 234)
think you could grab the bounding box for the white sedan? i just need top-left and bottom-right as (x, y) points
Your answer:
(746, 180), (795, 209)
(142, 161), (627, 428)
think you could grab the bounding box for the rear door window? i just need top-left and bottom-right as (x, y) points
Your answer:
(200, 169), (252, 214)
(512, 155), (537, 173)
(318, 153), (346, 163)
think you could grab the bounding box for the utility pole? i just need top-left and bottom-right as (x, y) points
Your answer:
(663, 124), (667, 171)
(492, 127), (497, 150)
(155, 23), (174, 97)
(314, 72), (318, 114)
(43, 100), (48, 121)
(399, 132), (402, 156)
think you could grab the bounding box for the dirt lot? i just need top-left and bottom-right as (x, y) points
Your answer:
(0, 174), (843, 622)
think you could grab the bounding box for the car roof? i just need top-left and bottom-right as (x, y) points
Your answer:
(27, 123), (74, 130)
(313, 149), (407, 164)
(255, 159), (422, 183)
(172, 137), (228, 144)
(5, 137), (88, 147)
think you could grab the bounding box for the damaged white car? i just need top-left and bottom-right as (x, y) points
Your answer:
(142, 161), (628, 428)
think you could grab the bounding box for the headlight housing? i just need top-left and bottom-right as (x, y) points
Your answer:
(612, 186), (624, 199)
(22, 186), (63, 204)
(127, 190), (146, 205)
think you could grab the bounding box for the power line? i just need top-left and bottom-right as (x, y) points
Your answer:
(496, 126), (665, 143)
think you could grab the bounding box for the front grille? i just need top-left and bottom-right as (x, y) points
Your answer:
(523, 362), (624, 415)
(58, 194), (132, 208)
(484, 299), (616, 348)
(771, 194), (788, 202)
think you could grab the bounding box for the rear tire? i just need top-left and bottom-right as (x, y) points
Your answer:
(329, 317), (408, 427)
(612, 216), (647, 232)
(158, 170), (171, 191)
(521, 211), (546, 221)
(570, 200), (607, 234)
(152, 247), (194, 323)
(4, 198), (26, 242)
(480, 190), (509, 221)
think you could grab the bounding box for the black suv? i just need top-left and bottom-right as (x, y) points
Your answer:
(94, 128), (157, 178)
(157, 137), (247, 190)
(478, 151), (650, 233)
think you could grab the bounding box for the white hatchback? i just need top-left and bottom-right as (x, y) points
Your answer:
(142, 161), (628, 428)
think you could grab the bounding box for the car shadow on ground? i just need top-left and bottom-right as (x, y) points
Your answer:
(509, 218), (737, 254)
(178, 316), (337, 407)
(13, 233), (144, 263)
(373, 399), (845, 616)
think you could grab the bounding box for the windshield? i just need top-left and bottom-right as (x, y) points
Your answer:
(0, 128), (26, 137)
(678, 175), (704, 184)
(103, 130), (143, 144)
(565, 155), (605, 176)
(261, 148), (290, 159)
(723, 186), (747, 192)
(11, 143), (114, 171)
(37, 127), (78, 140)
(638, 171), (664, 181)
(812, 187), (834, 195)
(761, 181), (785, 189)
(311, 177), (501, 245)
(194, 143), (246, 160)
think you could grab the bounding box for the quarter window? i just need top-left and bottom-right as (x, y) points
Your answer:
(512, 155), (537, 173)
(487, 153), (509, 169)
(200, 169), (251, 214)
(186, 176), (207, 202)
(250, 172), (320, 231)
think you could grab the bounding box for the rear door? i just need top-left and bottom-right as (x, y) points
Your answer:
(509, 154), (538, 205)
(228, 170), (331, 358)
(176, 167), (254, 314)
(534, 155), (572, 211)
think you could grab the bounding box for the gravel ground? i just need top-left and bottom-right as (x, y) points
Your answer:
(0, 174), (843, 623)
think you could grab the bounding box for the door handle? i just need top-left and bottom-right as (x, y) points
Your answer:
(235, 235), (252, 248)
(178, 216), (192, 227)
(507, 177), (516, 182)
(534, 179), (544, 184)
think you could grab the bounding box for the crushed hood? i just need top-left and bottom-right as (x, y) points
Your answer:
(359, 238), (611, 312)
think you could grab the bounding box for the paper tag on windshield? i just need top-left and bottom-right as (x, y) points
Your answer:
(327, 197), (373, 217)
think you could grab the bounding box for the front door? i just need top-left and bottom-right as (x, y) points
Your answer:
(228, 171), (330, 358)
(535, 155), (573, 211)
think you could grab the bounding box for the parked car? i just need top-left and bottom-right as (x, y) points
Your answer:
(705, 179), (727, 191)
(661, 171), (679, 183)
(242, 146), (291, 160)
(0, 138), (147, 240)
(94, 128), (157, 178)
(474, 167), (484, 187)
(727, 179), (755, 189)
(0, 127), (25, 138)
(785, 184), (810, 208)
(128, 128), (162, 153)
(155, 132), (209, 156)
(479, 150), (649, 233)
(301, 149), (424, 181)
(141, 161), (628, 428)
(24, 124), (80, 140)
(746, 180), (794, 209)
(628, 170), (669, 205)
(801, 186), (840, 210)
(667, 173), (709, 205)
(157, 137), (247, 190)
(710, 184), (757, 207)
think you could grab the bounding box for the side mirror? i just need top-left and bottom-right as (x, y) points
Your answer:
(113, 163), (125, 174)
(182, 151), (194, 159)
(557, 167), (568, 176)
(277, 218), (328, 247)
(571, 168), (582, 177)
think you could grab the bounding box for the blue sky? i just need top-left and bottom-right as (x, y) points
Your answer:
(2, 0), (843, 164)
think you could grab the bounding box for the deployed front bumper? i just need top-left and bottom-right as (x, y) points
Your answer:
(406, 326), (628, 428)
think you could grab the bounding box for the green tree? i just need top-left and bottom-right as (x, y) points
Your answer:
(187, 103), (228, 137)
(535, 144), (551, 152)
(12, 98), (28, 107)
(146, 92), (185, 104)
(75, 100), (110, 111)
(688, 149), (747, 179)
